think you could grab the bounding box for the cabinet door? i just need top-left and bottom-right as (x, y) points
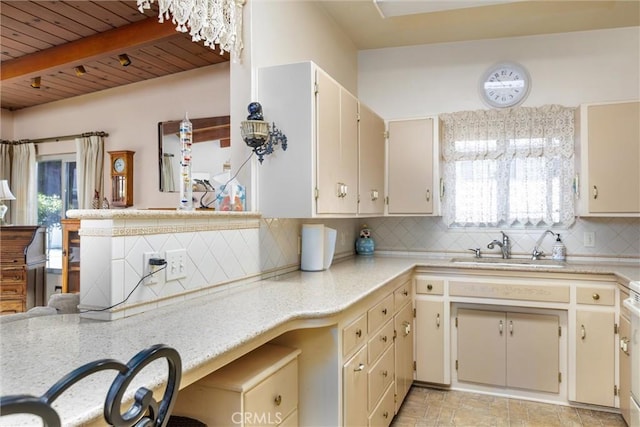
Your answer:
(387, 118), (434, 214)
(358, 103), (385, 215)
(316, 71), (358, 215)
(457, 308), (506, 387)
(506, 312), (559, 393)
(394, 301), (414, 413)
(575, 310), (615, 406)
(344, 345), (368, 427)
(415, 299), (447, 384)
(586, 102), (640, 213)
(619, 314), (631, 425)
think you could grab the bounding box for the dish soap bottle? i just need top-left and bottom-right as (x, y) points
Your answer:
(552, 234), (566, 261)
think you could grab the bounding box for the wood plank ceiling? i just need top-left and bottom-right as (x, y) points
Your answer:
(0, 1), (229, 111)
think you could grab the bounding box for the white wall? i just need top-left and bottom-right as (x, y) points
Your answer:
(10, 63), (230, 209)
(358, 27), (640, 118)
(1, 109), (14, 140)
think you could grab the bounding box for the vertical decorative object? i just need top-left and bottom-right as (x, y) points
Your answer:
(178, 113), (194, 211)
(355, 224), (375, 256)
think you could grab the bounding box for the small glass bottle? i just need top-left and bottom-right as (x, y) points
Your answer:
(178, 113), (194, 211)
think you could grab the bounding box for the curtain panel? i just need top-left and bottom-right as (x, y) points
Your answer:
(75, 135), (105, 209)
(440, 105), (576, 228)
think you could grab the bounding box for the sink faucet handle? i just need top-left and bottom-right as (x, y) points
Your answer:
(468, 248), (482, 258)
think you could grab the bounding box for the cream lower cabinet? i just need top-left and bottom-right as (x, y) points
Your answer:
(172, 344), (301, 427)
(571, 285), (616, 407)
(343, 275), (413, 427)
(456, 308), (560, 393)
(415, 277), (449, 385)
(619, 308), (631, 425)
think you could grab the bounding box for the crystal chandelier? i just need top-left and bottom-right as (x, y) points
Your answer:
(137, 0), (244, 60)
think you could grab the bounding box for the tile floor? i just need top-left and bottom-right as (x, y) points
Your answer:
(392, 386), (626, 427)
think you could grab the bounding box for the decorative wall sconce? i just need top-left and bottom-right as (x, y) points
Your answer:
(74, 65), (87, 76)
(30, 77), (41, 89)
(118, 54), (132, 67)
(0, 180), (16, 224)
(240, 102), (287, 164)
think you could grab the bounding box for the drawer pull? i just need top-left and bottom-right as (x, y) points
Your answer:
(274, 395), (282, 406)
(354, 363), (365, 372)
(581, 324), (586, 340)
(355, 329), (362, 338)
(383, 411), (389, 419)
(381, 335), (388, 343)
(436, 313), (440, 328)
(592, 293), (600, 301)
(593, 185), (598, 200)
(509, 320), (513, 336)
(382, 370), (388, 378)
(382, 308), (387, 315)
(427, 284), (433, 291)
(499, 320), (503, 335)
(621, 337), (630, 355)
(402, 289), (408, 296)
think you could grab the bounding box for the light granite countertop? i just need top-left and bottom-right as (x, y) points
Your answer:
(0, 255), (638, 425)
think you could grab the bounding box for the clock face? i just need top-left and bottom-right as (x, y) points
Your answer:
(113, 157), (126, 173)
(480, 62), (530, 108)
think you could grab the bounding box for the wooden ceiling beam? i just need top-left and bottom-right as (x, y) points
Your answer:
(1, 17), (179, 83)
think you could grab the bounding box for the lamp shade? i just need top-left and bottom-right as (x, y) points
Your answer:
(0, 180), (16, 201)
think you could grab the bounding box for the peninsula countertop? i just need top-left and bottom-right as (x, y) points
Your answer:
(0, 255), (638, 425)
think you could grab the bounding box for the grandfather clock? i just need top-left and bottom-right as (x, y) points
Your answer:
(108, 150), (135, 207)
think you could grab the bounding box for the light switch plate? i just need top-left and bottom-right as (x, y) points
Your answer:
(166, 249), (188, 281)
(583, 232), (595, 247)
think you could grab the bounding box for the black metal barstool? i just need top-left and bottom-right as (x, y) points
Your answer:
(0, 344), (200, 427)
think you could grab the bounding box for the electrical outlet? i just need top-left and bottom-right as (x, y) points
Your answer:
(142, 252), (161, 285)
(584, 231), (596, 248)
(166, 249), (188, 281)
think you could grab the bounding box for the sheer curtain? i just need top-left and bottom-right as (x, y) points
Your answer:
(75, 135), (105, 209)
(440, 105), (575, 228)
(9, 143), (37, 225)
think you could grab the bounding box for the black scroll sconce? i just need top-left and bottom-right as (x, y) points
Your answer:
(240, 102), (288, 164)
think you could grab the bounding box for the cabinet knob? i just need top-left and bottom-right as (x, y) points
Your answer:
(354, 363), (365, 372)
(355, 329), (362, 338)
(592, 293), (600, 301)
(402, 289), (408, 296)
(381, 335), (388, 343)
(382, 308), (387, 315)
(427, 284), (433, 291)
(382, 370), (388, 378)
(383, 411), (389, 419)
(274, 394), (282, 406)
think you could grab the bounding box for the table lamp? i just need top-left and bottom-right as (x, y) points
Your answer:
(0, 180), (16, 224)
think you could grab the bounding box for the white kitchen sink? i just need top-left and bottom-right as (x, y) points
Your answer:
(450, 257), (566, 268)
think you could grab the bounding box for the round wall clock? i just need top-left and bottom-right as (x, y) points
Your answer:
(479, 62), (531, 108)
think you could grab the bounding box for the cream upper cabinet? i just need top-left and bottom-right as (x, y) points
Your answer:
(257, 61), (376, 218)
(358, 103), (386, 215)
(387, 117), (438, 215)
(578, 101), (640, 215)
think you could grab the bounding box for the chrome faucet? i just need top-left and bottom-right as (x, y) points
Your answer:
(487, 231), (511, 259)
(532, 230), (557, 260)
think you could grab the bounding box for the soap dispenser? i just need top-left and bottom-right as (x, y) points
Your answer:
(552, 234), (566, 261)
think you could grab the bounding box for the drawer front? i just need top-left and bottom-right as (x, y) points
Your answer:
(449, 281), (570, 303)
(367, 345), (394, 411)
(367, 319), (394, 364)
(0, 282), (25, 297)
(0, 298), (25, 314)
(368, 382), (394, 427)
(343, 313), (367, 357)
(393, 280), (412, 311)
(0, 267), (26, 284)
(368, 294), (393, 334)
(244, 359), (298, 426)
(415, 278), (444, 295)
(576, 286), (615, 306)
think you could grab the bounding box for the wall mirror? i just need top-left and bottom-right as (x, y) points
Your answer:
(158, 116), (231, 192)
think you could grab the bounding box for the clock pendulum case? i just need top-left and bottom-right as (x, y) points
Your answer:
(108, 150), (135, 207)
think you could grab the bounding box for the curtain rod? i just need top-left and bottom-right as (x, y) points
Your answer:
(0, 131), (108, 145)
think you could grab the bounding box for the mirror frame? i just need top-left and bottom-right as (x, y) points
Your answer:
(157, 115), (231, 192)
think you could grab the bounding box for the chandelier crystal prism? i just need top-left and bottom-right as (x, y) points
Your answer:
(137, 0), (244, 60)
